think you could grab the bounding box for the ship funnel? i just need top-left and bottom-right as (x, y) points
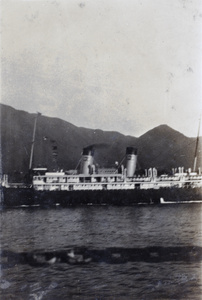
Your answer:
(126, 147), (137, 177)
(81, 146), (94, 175)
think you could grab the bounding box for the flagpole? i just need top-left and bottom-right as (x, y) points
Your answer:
(29, 112), (41, 170)
(193, 116), (201, 172)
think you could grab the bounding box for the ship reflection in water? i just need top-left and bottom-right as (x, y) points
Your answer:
(1, 204), (202, 299)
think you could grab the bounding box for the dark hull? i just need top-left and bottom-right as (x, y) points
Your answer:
(1, 187), (202, 208)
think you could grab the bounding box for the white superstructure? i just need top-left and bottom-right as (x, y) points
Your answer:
(32, 147), (202, 192)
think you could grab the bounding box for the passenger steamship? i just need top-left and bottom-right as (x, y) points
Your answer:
(1, 114), (202, 207)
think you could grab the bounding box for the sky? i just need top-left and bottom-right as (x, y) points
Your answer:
(1, 0), (202, 137)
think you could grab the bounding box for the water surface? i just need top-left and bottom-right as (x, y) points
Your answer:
(1, 204), (202, 299)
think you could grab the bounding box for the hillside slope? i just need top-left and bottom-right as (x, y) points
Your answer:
(0, 104), (200, 180)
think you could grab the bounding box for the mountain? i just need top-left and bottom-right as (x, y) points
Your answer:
(0, 104), (201, 181)
(136, 124), (200, 171)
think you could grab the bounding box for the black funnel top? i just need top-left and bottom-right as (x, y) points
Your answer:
(126, 147), (137, 155)
(82, 146), (94, 156)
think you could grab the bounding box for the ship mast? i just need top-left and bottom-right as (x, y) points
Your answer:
(29, 112), (41, 170)
(193, 116), (201, 172)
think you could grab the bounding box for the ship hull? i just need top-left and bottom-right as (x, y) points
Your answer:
(1, 187), (202, 208)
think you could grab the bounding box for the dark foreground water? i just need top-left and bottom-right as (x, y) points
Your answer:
(0, 203), (202, 299)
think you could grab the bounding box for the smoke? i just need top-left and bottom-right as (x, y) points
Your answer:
(84, 143), (110, 151)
